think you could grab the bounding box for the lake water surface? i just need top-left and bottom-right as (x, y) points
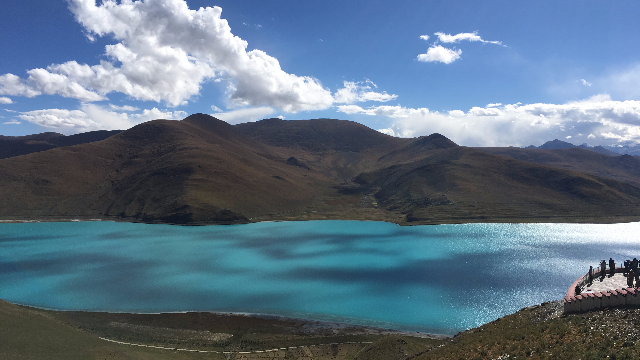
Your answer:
(1, 220), (639, 335)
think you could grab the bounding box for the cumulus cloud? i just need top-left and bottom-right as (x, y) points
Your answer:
(333, 80), (397, 104)
(417, 45), (462, 64)
(435, 31), (503, 45)
(335, 95), (640, 147)
(18, 104), (187, 133)
(0, 73), (42, 98)
(211, 106), (274, 124)
(468, 106), (503, 116)
(0, 97), (13, 104)
(419, 35), (430, 41)
(0, 0), (335, 112)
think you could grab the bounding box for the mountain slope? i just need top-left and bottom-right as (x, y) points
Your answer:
(236, 117), (412, 182)
(354, 147), (640, 223)
(478, 147), (640, 188)
(0, 114), (332, 223)
(526, 139), (620, 156)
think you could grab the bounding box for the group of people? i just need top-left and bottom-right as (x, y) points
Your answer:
(586, 258), (640, 288)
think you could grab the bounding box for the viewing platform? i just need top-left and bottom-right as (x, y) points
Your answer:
(564, 259), (640, 313)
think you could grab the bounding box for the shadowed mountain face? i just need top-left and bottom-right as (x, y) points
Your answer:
(1, 114), (640, 225)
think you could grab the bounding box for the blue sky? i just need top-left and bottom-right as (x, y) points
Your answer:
(1, 0), (640, 147)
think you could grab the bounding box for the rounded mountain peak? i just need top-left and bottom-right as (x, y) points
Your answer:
(411, 133), (458, 149)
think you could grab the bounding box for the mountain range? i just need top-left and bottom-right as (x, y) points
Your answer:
(1, 113), (640, 225)
(527, 138), (640, 156)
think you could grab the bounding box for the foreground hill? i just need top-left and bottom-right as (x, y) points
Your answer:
(1, 114), (640, 224)
(3, 299), (639, 359)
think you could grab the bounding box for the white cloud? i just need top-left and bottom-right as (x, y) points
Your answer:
(333, 80), (397, 104)
(0, 0), (335, 112)
(3, 119), (20, 125)
(0, 97), (13, 104)
(19, 108), (101, 130)
(0, 73), (42, 98)
(109, 104), (140, 112)
(337, 95), (640, 147)
(18, 104), (187, 133)
(468, 106), (503, 116)
(377, 127), (396, 136)
(419, 35), (430, 41)
(580, 79), (592, 87)
(435, 31), (502, 45)
(211, 106), (274, 125)
(25, 67), (107, 102)
(211, 105), (223, 112)
(417, 45), (462, 64)
(336, 104), (429, 118)
(0, 69), (106, 102)
(487, 103), (502, 107)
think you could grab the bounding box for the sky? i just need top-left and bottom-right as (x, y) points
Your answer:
(1, 0), (640, 147)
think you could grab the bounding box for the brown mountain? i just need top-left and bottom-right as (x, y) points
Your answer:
(1, 114), (640, 225)
(356, 146), (640, 223)
(477, 147), (640, 188)
(0, 130), (122, 159)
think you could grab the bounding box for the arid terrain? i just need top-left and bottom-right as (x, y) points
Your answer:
(3, 298), (640, 359)
(1, 114), (640, 225)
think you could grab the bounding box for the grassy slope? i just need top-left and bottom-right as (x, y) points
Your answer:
(6, 298), (640, 359)
(0, 300), (442, 360)
(417, 301), (640, 360)
(0, 300), (212, 360)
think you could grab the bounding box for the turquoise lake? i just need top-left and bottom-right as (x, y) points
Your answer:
(1, 220), (640, 336)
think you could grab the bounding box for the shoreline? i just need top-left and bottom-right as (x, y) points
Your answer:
(4, 299), (450, 340)
(2, 215), (640, 226)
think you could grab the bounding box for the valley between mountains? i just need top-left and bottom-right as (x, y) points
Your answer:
(2, 113), (640, 225)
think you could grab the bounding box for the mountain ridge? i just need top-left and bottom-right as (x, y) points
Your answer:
(1, 114), (640, 225)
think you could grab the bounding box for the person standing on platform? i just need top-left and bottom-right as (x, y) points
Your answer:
(609, 258), (615, 276)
